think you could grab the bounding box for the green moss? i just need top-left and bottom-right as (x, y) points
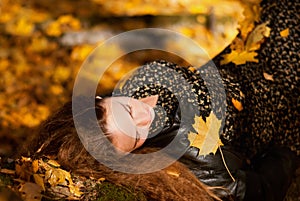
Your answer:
(0, 173), (13, 187)
(42, 197), (67, 201)
(95, 182), (147, 201)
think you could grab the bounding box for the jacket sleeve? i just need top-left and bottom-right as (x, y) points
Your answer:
(141, 95), (297, 201)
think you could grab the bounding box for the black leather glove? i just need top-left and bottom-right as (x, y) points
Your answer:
(181, 146), (247, 200)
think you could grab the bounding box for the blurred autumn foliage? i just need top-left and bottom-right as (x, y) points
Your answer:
(0, 0), (247, 155)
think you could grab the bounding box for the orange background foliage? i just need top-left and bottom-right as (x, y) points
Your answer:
(0, 0), (243, 155)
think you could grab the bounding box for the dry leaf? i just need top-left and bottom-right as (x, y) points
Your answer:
(263, 72), (274, 81)
(280, 28), (289, 37)
(188, 112), (223, 156)
(165, 166), (180, 177)
(240, 91), (245, 98)
(221, 22), (270, 65)
(39, 160), (83, 197)
(0, 168), (15, 175)
(221, 50), (258, 65)
(245, 22), (271, 51)
(238, 1), (262, 40)
(33, 174), (45, 191)
(15, 163), (32, 181)
(32, 160), (39, 173)
(97, 177), (106, 182)
(232, 98), (243, 111)
(45, 168), (68, 186)
(47, 160), (61, 167)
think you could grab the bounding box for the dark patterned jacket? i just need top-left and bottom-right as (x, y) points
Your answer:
(113, 0), (299, 200)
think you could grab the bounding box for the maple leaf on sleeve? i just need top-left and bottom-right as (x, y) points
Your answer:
(245, 22), (271, 51)
(238, 0), (262, 40)
(280, 28), (289, 37)
(220, 50), (258, 65)
(231, 98), (243, 111)
(188, 112), (223, 156)
(221, 21), (271, 66)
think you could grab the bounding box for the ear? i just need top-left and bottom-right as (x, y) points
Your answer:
(139, 95), (158, 108)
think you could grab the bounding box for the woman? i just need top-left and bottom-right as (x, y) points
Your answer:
(30, 0), (299, 199)
(30, 91), (221, 201)
(30, 60), (297, 201)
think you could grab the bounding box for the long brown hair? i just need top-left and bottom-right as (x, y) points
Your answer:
(28, 96), (220, 201)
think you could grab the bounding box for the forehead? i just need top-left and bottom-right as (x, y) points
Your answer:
(104, 97), (136, 138)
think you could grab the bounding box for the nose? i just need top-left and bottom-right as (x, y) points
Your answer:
(135, 111), (150, 127)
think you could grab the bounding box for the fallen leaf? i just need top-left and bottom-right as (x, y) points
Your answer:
(280, 28), (289, 37)
(45, 168), (68, 186)
(15, 161), (32, 182)
(232, 98), (243, 111)
(0, 168), (15, 175)
(188, 112), (223, 156)
(32, 160), (39, 173)
(165, 166), (180, 177)
(21, 157), (32, 162)
(39, 159), (83, 197)
(240, 91), (245, 98)
(33, 174), (45, 191)
(47, 160), (61, 168)
(98, 177), (106, 182)
(263, 72), (274, 81)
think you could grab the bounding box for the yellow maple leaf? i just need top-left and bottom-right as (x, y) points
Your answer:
(238, 1), (262, 40)
(221, 50), (258, 65)
(222, 22), (270, 66)
(188, 112), (223, 156)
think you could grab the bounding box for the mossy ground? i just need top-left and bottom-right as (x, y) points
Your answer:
(0, 158), (147, 201)
(0, 158), (299, 200)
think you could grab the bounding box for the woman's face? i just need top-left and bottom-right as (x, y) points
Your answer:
(102, 95), (158, 153)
